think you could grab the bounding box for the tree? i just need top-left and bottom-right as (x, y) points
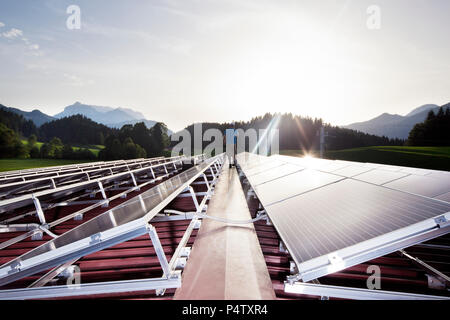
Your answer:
(29, 146), (40, 158)
(408, 106), (450, 146)
(62, 144), (75, 159)
(40, 137), (64, 158)
(123, 137), (147, 159)
(148, 122), (169, 157)
(28, 134), (37, 147)
(0, 123), (29, 158)
(99, 136), (146, 160)
(50, 137), (63, 147)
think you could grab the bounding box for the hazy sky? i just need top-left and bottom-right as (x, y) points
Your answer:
(0, 0), (449, 131)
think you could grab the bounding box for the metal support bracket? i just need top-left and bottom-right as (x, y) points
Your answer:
(31, 195), (46, 225)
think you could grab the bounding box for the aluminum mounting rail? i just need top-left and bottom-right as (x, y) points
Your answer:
(0, 158), (150, 180)
(0, 157), (168, 184)
(284, 282), (450, 300)
(0, 156), (200, 215)
(0, 156), (184, 199)
(0, 155), (191, 182)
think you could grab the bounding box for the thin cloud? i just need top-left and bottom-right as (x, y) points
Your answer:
(2, 28), (23, 39)
(63, 73), (94, 87)
(0, 24), (42, 55)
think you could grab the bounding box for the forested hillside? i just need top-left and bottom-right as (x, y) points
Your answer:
(174, 113), (404, 154)
(39, 115), (114, 145)
(407, 105), (450, 146)
(0, 109), (170, 161)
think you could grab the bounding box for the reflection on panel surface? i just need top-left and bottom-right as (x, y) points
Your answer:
(383, 175), (450, 198)
(237, 152), (450, 281)
(266, 179), (450, 264)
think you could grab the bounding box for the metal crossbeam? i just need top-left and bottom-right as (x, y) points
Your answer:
(284, 282), (449, 300)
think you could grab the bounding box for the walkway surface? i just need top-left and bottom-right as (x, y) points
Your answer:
(174, 163), (276, 300)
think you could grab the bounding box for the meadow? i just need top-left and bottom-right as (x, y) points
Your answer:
(0, 159), (96, 172)
(281, 146), (450, 171)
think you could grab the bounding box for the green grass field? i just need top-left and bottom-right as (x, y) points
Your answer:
(281, 146), (450, 171)
(21, 140), (105, 156)
(71, 144), (105, 157)
(0, 159), (96, 172)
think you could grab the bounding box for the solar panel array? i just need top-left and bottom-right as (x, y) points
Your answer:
(0, 152), (222, 290)
(0, 158), (221, 286)
(237, 153), (450, 282)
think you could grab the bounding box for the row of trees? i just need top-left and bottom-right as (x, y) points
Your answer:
(407, 106), (450, 146)
(99, 123), (169, 160)
(31, 136), (97, 160)
(174, 113), (404, 154)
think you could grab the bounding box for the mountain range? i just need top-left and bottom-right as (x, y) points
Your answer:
(0, 104), (55, 127)
(2, 101), (448, 140)
(54, 102), (153, 126)
(1, 102), (159, 131)
(344, 103), (449, 139)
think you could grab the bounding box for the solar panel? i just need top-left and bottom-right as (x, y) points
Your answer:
(353, 169), (410, 185)
(398, 167), (434, 176)
(283, 157), (333, 169)
(236, 153), (450, 283)
(247, 164), (304, 186)
(264, 179), (450, 282)
(435, 192), (450, 202)
(319, 162), (352, 172)
(331, 165), (374, 178)
(243, 160), (286, 177)
(254, 169), (344, 206)
(426, 171), (450, 179)
(383, 175), (450, 198)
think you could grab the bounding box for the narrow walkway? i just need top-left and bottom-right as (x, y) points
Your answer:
(174, 163), (275, 300)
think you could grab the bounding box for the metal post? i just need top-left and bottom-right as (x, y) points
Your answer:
(130, 172), (138, 187)
(209, 167), (216, 180)
(148, 225), (170, 277)
(31, 195), (46, 225)
(188, 186), (200, 212)
(202, 174), (211, 193)
(97, 181), (109, 207)
(150, 167), (156, 179)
